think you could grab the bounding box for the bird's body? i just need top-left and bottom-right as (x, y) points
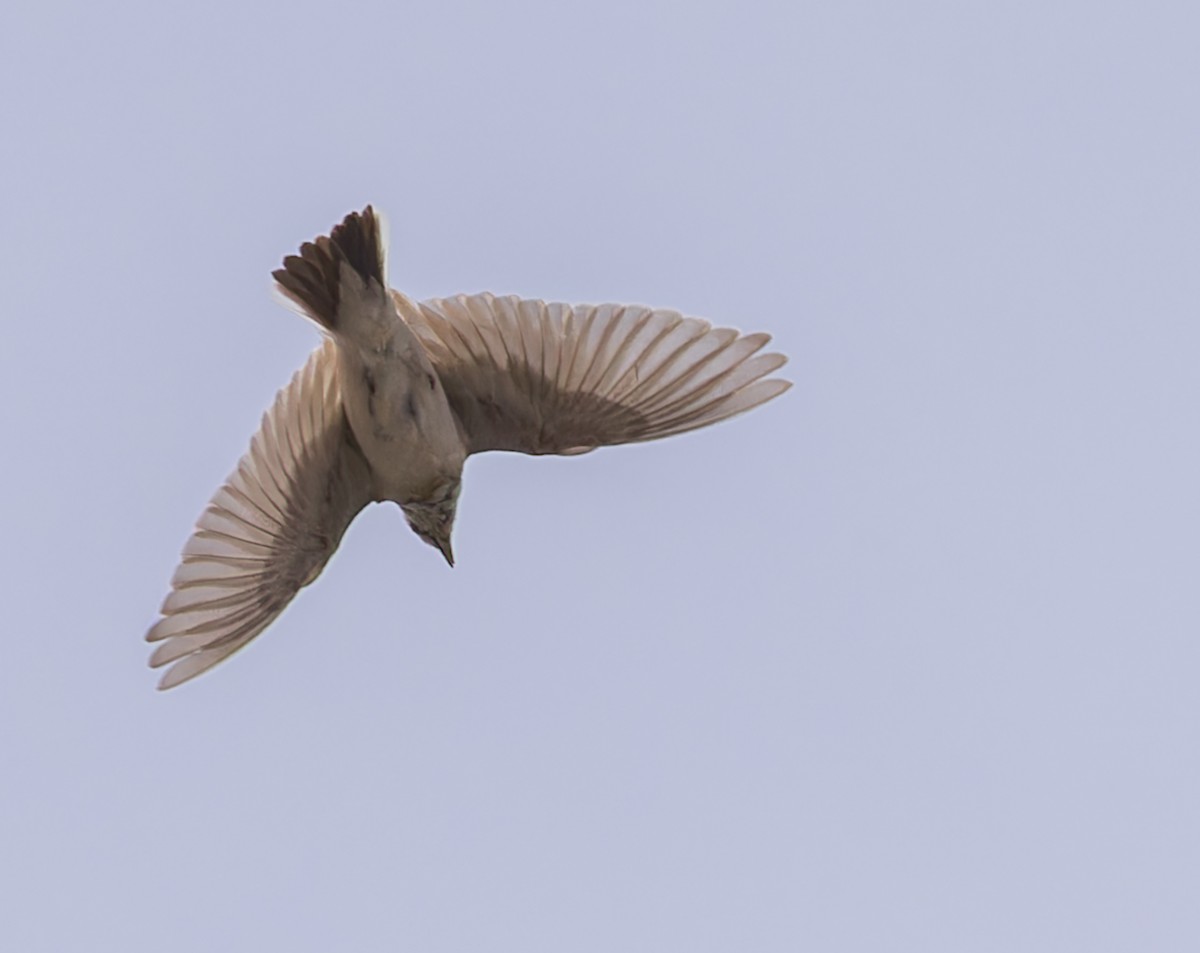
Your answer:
(340, 344), (462, 502)
(274, 208), (467, 512)
(146, 207), (791, 689)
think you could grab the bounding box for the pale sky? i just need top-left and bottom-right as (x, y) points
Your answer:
(3, 1), (1199, 950)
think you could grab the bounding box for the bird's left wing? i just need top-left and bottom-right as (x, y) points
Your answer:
(145, 339), (372, 690)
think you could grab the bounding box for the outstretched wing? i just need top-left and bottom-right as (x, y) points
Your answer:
(146, 340), (371, 690)
(407, 293), (790, 455)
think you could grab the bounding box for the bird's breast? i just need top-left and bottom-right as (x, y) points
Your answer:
(337, 347), (466, 502)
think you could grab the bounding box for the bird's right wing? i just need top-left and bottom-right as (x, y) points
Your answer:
(408, 293), (790, 455)
(145, 339), (372, 690)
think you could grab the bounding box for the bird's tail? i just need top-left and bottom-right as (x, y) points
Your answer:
(273, 206), (388, 334)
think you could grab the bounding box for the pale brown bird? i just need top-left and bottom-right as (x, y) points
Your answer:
(146, 207), (790, 689)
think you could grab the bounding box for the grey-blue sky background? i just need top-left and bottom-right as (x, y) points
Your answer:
(3, 1), (1198, 950)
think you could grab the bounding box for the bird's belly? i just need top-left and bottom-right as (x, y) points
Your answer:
(338, 350), (466, 503)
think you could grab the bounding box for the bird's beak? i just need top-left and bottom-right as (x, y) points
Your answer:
(437, 538), (455, 567)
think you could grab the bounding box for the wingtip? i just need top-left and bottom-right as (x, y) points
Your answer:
(156, 671), (187, 692)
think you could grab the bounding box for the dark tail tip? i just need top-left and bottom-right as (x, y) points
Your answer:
(272, 206), (385, 331)
(330, 206), (384, 287)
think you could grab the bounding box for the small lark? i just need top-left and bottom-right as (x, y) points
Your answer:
(146, 207), (790, 688)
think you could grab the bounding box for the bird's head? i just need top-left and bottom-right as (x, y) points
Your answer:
(401, 480), (461, 566)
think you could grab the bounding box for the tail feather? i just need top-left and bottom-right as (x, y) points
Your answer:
(273, 206), (385, 332)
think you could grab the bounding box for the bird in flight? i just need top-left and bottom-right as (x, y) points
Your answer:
(146, 207), (790, 689)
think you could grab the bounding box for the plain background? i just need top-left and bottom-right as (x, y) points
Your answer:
(3, 1), (1198, 950)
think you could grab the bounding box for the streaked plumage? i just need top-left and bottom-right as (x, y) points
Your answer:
(146, 206), (791, 689)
